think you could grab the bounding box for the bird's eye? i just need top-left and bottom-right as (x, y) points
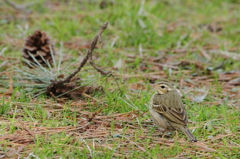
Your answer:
(160, 85), (165, 89)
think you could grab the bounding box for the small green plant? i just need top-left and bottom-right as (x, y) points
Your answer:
(0, 98), (11, 115)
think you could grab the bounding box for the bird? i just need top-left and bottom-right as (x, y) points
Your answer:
(149, 81), (197, 142)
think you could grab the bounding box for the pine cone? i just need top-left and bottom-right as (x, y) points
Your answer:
(22, 30), (55, 67)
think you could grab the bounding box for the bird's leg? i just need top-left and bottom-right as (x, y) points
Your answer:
(161, 130), (167, 139)
(174, 130), (179, 139)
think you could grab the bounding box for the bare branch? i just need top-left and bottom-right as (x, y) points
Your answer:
(89, 61), (111, 75)
(62, 21), (109, 83)
(45, 21), (110, 95)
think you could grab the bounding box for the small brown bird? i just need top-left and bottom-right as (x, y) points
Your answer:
(149, 81), (197, 142)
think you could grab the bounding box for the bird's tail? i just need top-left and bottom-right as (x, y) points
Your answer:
(180, 127), (197, 142)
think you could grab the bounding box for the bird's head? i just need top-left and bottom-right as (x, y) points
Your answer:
(151, 82), (175, 95)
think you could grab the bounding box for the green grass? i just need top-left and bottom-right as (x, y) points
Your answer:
(0, 0), (240, 158)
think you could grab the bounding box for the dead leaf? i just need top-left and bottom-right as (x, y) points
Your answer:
(114, 58), (124, 69)
(198, 23), (222, 33)
(229, 77), (240, 85)
(189, 87), (209, 103)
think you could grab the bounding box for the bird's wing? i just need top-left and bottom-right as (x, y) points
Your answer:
(151, 92), (188, 126)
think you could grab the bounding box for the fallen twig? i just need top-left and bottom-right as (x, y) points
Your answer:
(45, 21), (111, 95)
(19, 122), (36, 141)
(87, 104), (108, 122)
(125, 59), (179, 69)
